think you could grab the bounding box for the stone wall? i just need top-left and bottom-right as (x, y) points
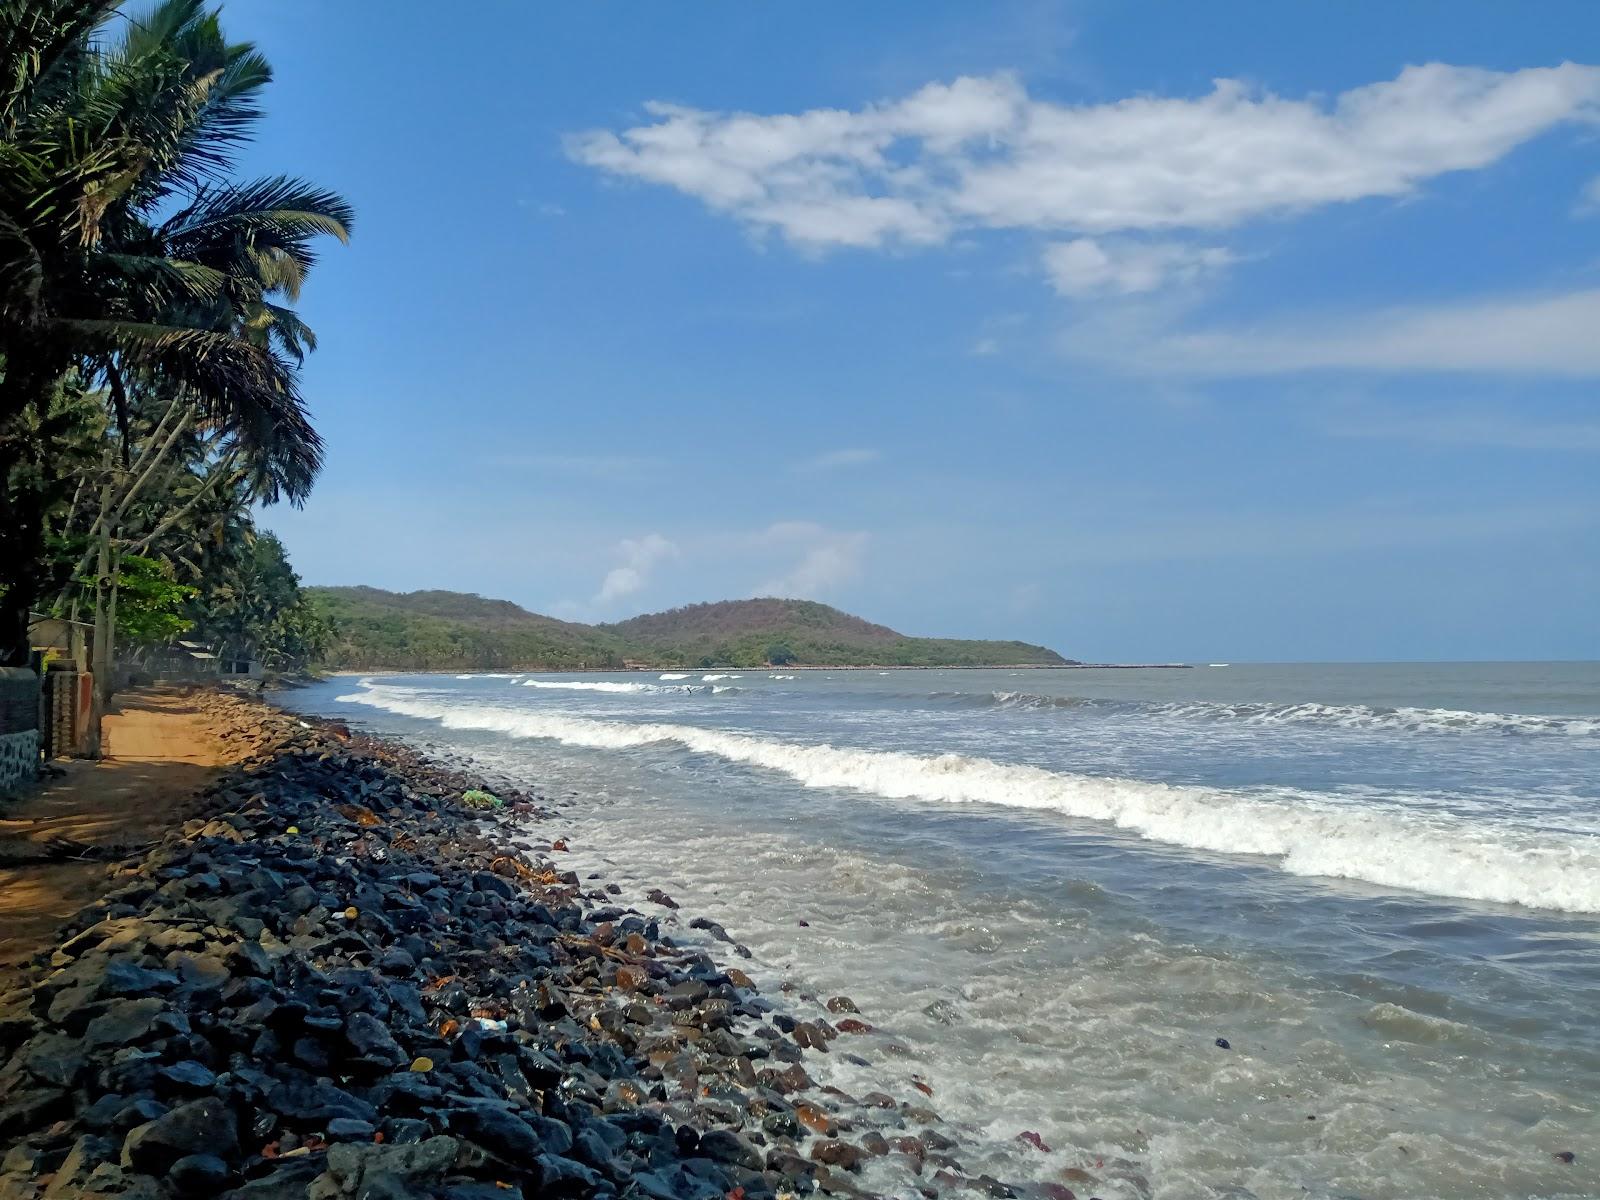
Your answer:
(0, 665), (40, 796)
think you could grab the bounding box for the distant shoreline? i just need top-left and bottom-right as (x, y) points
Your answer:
(320, 662), (1195, 674)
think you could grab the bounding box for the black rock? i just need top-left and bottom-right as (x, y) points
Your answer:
(697, 1129), (764, 1171)
(169, 1152), (231, 1194)
(448, 1099), (542, 1160)
(527, 1113), (573, 1156)
(344, 1010), (405, 1066)
(82, 1092), (127, 1131)
(326, 1117), (377, 1141)
(103, 959), (181, 996)
(113, 1095), (169, 1130)
(83, 997), (166, 1048)
(156, 1060), (218, 1093)
(381, 1117), (433, 1145)
(536, 1151), (605, 1192)
(291, 1036), (332, 1072)
(629, 1168), (687, 1200)
(378, 947), (416, 975)
(121, 1096), (239, 1173)
(311, 1136), (461, 1199)
(20, 1032), (88, 1087)
(170, 952), (230, 994)
(226, 941), (273, 978)
(265, 1078), (377, 1125)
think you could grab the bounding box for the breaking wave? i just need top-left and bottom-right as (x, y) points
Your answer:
(521, 679), (654, 694)
(921, 690), (1599, 736)
(516, 678), (743, 697)
(1150, 700), (1600, 737)
(926, 690), (1102, 712)
(339, 683), (1600, 913)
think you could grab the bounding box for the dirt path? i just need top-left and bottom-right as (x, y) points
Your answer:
(0, 686), (238, 970)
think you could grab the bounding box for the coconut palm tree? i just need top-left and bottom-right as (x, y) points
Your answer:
(0, 0), (351, 664)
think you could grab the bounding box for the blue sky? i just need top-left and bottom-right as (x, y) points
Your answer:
(224, 1), (1598, 662)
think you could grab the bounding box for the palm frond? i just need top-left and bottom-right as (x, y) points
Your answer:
(162, 175), (354, 247)
(247, 300), (317, 361)
(96, 251), (226, 305)
(0, 0), (119, 129)
(56, 317), (322, 503)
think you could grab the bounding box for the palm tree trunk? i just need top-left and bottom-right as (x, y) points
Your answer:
(51, 400), (193, 614)
(129, 446), (237, 556)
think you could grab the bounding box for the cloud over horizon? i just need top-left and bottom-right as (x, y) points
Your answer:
(595, 533), (679, 604)
(1062, 287), (1600, 377)
(570, 63), (1600, 295)
(796, 447), (883, 471)
(749, 521), (870, 599)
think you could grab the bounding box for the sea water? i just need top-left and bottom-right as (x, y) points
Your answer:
(285, 663), (1600, 1200)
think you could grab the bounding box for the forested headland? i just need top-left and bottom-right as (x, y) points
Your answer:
(310, 588), (1072, 671)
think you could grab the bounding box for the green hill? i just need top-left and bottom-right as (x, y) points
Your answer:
(602, 598), (1070, 668)
(308, 587), (1072, 671)
(309, 587), (629, 671)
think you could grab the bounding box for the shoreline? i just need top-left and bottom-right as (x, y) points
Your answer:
(0, 689), (1021, 1199)
(322, 662), (1194, 675)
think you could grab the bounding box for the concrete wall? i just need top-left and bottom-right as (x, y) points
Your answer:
(0, 666), (40, 797)
(43, 669), (91, 759)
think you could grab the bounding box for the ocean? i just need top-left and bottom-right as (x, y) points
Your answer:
(284, 662), (1600, 1200)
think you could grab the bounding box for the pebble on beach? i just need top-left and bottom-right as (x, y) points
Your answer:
(0, 689), (1018, 1200)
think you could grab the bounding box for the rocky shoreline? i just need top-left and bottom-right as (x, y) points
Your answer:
(0, 691), (1068, 1200)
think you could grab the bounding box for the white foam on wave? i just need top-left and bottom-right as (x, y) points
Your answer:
(1152, 699), (1600, 737)
(769, 674), (796, 680)
(701, 673), (740, 681)
(519, 678), (734, 697)
(521, 679), (652, 693)
(338, 684), (1600, 913)
(659, 673), (690, 680)
(925, 689), (1600, 736)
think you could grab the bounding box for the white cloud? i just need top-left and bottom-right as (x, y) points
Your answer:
(971, 336), (1000, 356)
(1326, 408), (1600, 451)
(1068, 287), (1600, 376)
(569, 63), (1600, 253)
(796, 447), (882, 471)
(750, 521), (869, 598)
(1578, 173), (1600, 215)
(1043, 238), (1235, 296)
(595, 533), (678, 604)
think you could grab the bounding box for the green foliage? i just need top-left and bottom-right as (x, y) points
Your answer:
(309, 588), (628, 671)
(186, 531), (324, 669)
(308, 588), (1072, 670)
(0, 0), (352, 664)
(104, 555), (195, 643)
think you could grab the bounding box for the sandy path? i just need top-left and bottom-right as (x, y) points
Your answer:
(0, 686), (238, 970)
